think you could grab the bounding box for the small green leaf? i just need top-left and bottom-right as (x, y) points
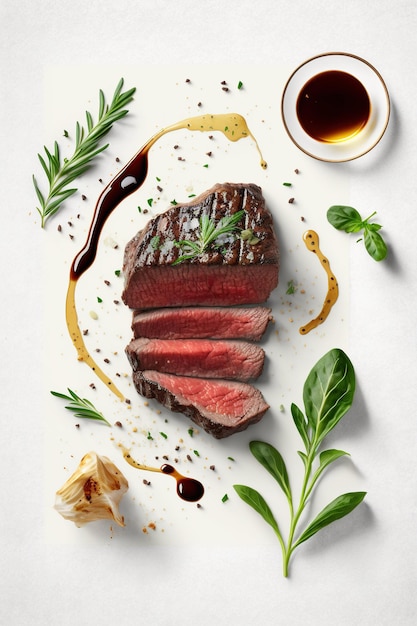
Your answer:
(294, 492), (366, 548)
(297, 450), (309, 469)
(234, 485), (280, 534)
(363, 228), (387, 261)
(327, 205), (363, 233)
(249, 441), (292, 503)
(291, 403), (310, 450)
(311, 449), (350, 485)
(303, 348), (355, 445)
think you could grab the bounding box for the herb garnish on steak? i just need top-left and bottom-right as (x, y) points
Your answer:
(122, 182), (279, 309)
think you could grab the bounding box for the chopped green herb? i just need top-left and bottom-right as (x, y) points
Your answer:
(283, 182), (292, 187)
(188, 194), (196, 198)
(203, 164), (209, 168)
(159, 431), (168, 439)
(193, 450), (200, 457)
(97, 297), (103, 303)
(237, 81), (243, 90)
(156, 176), (161, 182)
(170, 199), (178, 205)
(227, 456), (235, 462)
(150, 235), (160, 250)
(286, 280), (297, 295)
(63, 129), (69, 138)
(137, 206), (142, 213)
(147, 198), (154, 207)
(114, 269), (121, 277)
(188, 428), (194, 437)
(222, 493), (229, 503)
(147, 432), (153, 440)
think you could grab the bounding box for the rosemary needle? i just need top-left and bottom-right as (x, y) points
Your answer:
(51, 388), (111, 426)
(33, 78), (136, 228)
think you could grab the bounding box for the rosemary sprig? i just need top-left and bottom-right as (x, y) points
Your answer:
(51, 388), (111, 426)
(173, 210), (245, 264)
(33, 78), (136, 228)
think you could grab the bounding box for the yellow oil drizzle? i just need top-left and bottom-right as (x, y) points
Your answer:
(144, 113), (267, 168)
(299, 230), (339, 335)
(66, 112), (266, 400)
(66, 279), (125, 400)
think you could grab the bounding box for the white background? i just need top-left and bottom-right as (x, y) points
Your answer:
(1, 1), (417, 625)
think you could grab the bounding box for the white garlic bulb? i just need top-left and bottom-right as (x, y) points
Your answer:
(54, 451), (129, 527)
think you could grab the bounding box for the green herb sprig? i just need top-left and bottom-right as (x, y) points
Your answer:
(33, 78), (136, 228)
(234, 348), (366, 578)
(173, 210), (245, 265)
(327, 205), (387, 261)
(51, 388), (111, 426)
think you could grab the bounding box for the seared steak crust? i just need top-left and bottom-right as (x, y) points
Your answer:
(122, 183), (279, 309)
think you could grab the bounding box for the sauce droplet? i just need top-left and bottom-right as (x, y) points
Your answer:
(121, 446), (204, 503)
(66, 113), (266, 399)
(299, 230), (339, 335)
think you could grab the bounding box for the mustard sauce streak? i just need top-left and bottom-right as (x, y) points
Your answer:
(299, 230), (339, 335)
(66, 113), (266, 399)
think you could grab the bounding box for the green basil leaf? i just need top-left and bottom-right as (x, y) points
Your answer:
(294, 491), (366, 548)
(291, 403), (310, 450)
(250, 441), (292, 503)
(327, 205), (363, 233)
(233, 484), (280, 534)
(365, 222), (382, 232)
(303, 348), (355, 445)
(363, 228), (388, 261)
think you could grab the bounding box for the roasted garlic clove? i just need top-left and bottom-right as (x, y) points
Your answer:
(55, 451), (129, 527)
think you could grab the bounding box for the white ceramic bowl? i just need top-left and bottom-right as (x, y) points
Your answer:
(281, 52), (390, 162)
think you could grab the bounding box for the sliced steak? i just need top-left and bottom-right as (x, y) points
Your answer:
(132, 370), (269, 438)
(131, 306), (273, 341)
(126, 337), (265, 381)
(122, 183), (279, 309)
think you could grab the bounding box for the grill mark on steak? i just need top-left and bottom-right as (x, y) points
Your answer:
(122, 183), (279, 309)
(126, 337), (265, 381)
(131, 306), (273, 341)
(133, 370), (270, 438)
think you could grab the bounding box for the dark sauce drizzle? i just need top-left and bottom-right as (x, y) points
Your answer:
(121, 445), (204, 503)
(65, 113), (266, 400)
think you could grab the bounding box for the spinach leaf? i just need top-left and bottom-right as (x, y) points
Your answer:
(234, 348), (366, 577)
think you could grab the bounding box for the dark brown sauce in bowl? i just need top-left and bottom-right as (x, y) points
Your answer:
(296, 70), (370, 143)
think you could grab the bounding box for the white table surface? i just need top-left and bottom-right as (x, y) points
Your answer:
(1, 1), (417, 624)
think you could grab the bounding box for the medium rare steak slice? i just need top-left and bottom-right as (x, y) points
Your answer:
(126, 337), (265, 381)
(131, 306), (273, 341)
(132, 370), (269, 438)
(122, 183), (279, 309)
